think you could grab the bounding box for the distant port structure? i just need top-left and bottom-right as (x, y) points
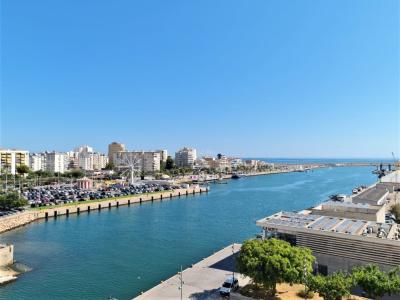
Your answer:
(257, 169), (400, 274)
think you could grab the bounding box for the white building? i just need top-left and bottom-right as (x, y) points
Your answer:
(29, 153), (46, 172)
(74, 145), (93, 153)
(115, 151), (161, 173)
(46, 152), (67, 174)
(93, 153), (108, 170)
(0, 149), (29, 175)
(155, 149), (168, 162)
(175, 147), (197, 168)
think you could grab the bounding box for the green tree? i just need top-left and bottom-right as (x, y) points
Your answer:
(308, 272), (352, 300)
(165, 156), (174, 170)
(236, 238), (315, 297)
(16, 164), (30, 176)
(34, 170), (54, 178)
(104, 162), (114, 170)
(69, 169), (84, 179)
(389, 204), (400, 223)
(388, 267), (400, 296)
(0, 192), (28, 210)
(351, 265), (399, 299)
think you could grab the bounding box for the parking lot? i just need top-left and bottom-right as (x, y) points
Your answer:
(21, 183), (183, 208)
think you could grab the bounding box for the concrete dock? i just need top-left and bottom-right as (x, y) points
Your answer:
(134, 243), (249, 300)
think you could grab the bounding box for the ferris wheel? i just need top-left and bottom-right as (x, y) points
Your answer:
(118, 153), (141, 185)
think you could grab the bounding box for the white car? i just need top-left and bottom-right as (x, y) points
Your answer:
(219, 276), (239, 296)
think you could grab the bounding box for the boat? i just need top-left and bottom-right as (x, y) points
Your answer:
(231, 173), (244, 179)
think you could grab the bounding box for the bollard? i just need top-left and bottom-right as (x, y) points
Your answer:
(160, 194), (163, 201)
(178, 192), (181, 197)
(54, 211), (57, 218)
(193, 190), (195, 195)
(128, 199), (130, 206)
(186, 190), (188, 196)
(116, 201), (119, 207)
(66, 209), (69, 216)
(45, 212), (48, 219)
(88, 206), (90, 213)
(77, 207), (80, 214)
(140, 198), (142, 204)
(108, 203), (111, 209)
(170, 193), (172, 198)
(98, 204), (101, 210)
(151, 196), (154, 202)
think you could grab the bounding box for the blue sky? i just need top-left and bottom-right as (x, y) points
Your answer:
(1, 0), (399, 158)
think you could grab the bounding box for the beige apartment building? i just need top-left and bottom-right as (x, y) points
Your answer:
(108, 142), (126, 165)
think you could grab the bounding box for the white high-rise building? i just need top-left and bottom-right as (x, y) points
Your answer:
(29, 153), (46, 172)
(46, 152), (66, 174)
(175, 147), (197, 168)
(0, 149), (29, 175)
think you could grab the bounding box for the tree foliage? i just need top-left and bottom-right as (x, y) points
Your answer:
(104, 162), (114, 170)
(307, 272), (352, 300)
(68, 169), (84, 179)
(236, 238), (315, 296)
(0, 192), (28, 210)
(16, 164), (30, 175)
(351, 265), (400, 299)
(165, 156), (174, 170)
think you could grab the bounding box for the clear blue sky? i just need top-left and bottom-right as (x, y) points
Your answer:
(1, 0), (399, 158)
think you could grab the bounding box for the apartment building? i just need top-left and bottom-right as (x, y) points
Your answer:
(0, 149), (29, 175)
(175, 147), (197, 168)
(45, 152), (67, 174)
(108, 142), (126, 165)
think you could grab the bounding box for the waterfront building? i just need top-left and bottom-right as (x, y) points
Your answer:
(0, 149), (29, 175)
(115, 151), (161, 172)
(175, 147), (197, 168)
(108, 142), (126, 165)
(257, 211), (400, 274)
(257, 171), (400, 274)
(46, 152), (67, 174)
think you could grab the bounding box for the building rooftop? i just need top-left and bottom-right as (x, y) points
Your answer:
(352, 187), (388, 205)
(380, 170), (400, 184)
(257, 211), (400, 241)
(312, 200), (381, 213)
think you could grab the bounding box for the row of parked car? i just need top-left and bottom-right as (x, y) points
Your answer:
(0, 207), (25, 217)
(23, 183), (182, 207)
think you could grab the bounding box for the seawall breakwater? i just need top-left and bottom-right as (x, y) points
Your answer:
(0, 187), (207, 234)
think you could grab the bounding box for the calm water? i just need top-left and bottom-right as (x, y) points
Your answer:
(0, 167), (377, 300)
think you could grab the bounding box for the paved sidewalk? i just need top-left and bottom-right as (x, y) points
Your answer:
(134, 243), (248, 300)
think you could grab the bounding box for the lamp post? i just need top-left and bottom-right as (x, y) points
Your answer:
(232, 243), (235, 280)
(178, 265), (184, 300)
